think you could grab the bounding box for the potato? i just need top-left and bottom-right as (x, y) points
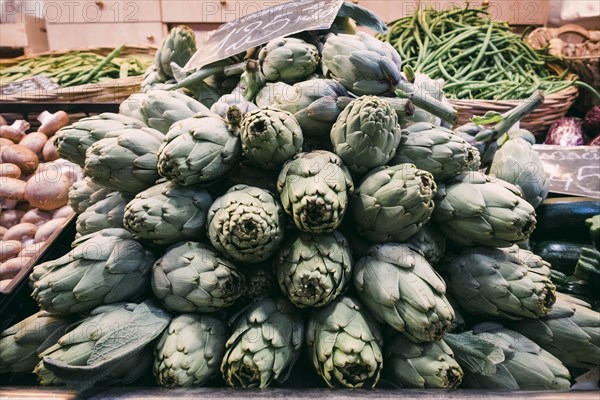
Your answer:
(0, 145), (39, 175)
(0, 240), (22, 262)
(24, 172), (71, 211)
(0, 257), (30, 280)
(52, 205), (74, 219)
(19, 132), (48, 157)
(0, 226), (6, 239)
(18, 242), (45, 259)
(3, 222), (38, 242)
(42, 138), (60, 161)
(0, 210), (26, 228)
(0, 163), (21, 178)
(20, 208), (53, 226)
(35, 218), (66, 243)
(0, 177), (26, 201)
(0, 279), (12, 292)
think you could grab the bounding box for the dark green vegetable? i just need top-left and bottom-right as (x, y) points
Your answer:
(533, 241), (586, 275)
(532, 198), (600, 242)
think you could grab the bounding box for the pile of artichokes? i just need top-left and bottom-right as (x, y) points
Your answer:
(2, 18), (598, 394)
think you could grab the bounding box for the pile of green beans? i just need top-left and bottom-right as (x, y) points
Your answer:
(0, 46), (153, 87)
(380, 6), (576, 100)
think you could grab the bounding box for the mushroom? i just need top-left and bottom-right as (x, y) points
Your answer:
(0, 120), (30, 143)
(37, 110), (69, 137)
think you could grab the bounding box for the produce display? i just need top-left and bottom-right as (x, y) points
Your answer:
(1, 2), (599, 396)
(0, 46), (153, 87)
(0, 110), (79, 292)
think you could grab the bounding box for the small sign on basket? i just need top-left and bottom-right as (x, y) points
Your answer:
(534, 144), (600, 199)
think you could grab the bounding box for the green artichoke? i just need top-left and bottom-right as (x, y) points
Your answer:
(121, 90), (210, 134)
(75, 191), (130, 238)
(277, 150), (354, 233)
(490, 133), (549, 208)
(152, 241), (245, 313)
(442, 245), (556, 320)
(239, 107), (303, 170)
(30, 228), (154, 315)
(401, 74), (453, 126)
(210, 92), (259, 125)
(221, 297), (303, 388)
(354, 243), (454, 342)
(153, 314), (226, 387)
(53, 113), (145, 166)
(275, 231), (353, 308)
(242, 263), (276, 303)
(350, 164), (436, 243)
(141, 64), (163, 93)
(384, 334), (463, 389)
(258, 37), (320, 83)
(391, 122), (481, 181)
(405, 224), (446, 266)
(509, 293), (600, 369)
(123, 181), (212, 245)
(0, 311), (71, 374)
(84, 127), (164, 195)
(587, 214), (600, 250)
(239, 59), (267, 101)
(68, 178), (113, 214)
(155, 25), (197, 81)
(306, 296), (383, 388)
(448, 322), (571, 390)
(207, 185), (285, 263)
(432, 171), (537, 247)
(157, 112), (241, 186)
(256, 79), (350, 138)
(330, 96), (402, 174)
(34, 302), (164, 386)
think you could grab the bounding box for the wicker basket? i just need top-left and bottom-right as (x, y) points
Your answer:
(449, 85), (579, 135)
(0, 45), (156, 103)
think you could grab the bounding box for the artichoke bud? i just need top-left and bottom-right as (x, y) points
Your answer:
(152, 241), (245, 313)
(277, 150), (354, 233)
(331, 95), (402, 174)
(207, 185), (285, 263)
(405, 224), (446, 266)
(350, 164), (437, 243)
(240, 107), (304, 170)
(275, 231), (353, 308)
(75, 191), (130, 238)
(258, 37), (320, 83)
(155, 25), (197, 81)
(307, 296), (383, 388)
(242, 263), (276, 303)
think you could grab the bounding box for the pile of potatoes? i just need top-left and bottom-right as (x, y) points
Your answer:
(0, 111), (82, 292)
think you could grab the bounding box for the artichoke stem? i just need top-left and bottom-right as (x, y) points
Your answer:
(394, 83), (458, 127)
(171, 63), (225, 90)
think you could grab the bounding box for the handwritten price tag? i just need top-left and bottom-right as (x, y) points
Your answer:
(185, 0), (344, 70)
(533, 145), (600, 199)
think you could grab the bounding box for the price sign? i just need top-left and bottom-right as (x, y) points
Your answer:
(533, 144), (600, 199)
(184, 0), (344, 70)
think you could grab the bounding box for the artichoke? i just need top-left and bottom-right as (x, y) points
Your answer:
(306, 296), (383, 388)
(275, 231), (353, 308)
(30, 228), (154, 315)
(449, 322), (571, 390)
(155, 25), (197, 81)
(239, 107), (303, 170)
(123, 181), (212, 245)
(432, 171), (537, 247)
(34, 302), (162, 386)
(384, 334), (463, 389)
(75, 191), (130, 238)
(442, 245), (556, 320)
(153, 314), (226, 387)
(121, 90), (210, 134)
(207, 185), (285, 263)
(508, 293), (600, 369)
(0, 311), (71, 374)
(152, 241), (245, 313)
(84, 127), (164, 195)
(330, 96), (402, 174)
(392, 122), (481, 181)
(157, 112), (241, 186)
(221, 297), (303, 388)
(257, 79), (349, 138)
(258, 37), (320, 83)
(242, 263), (276, 303)
(53, 113), (145, 166)
(354, 243), (454, 343)
(490, 133), (550, 208)
(405, 224), (446, 266)
(210, 92), (259, 125)
(68, 178), (113, 214)
(277, 150), (354, 233)
(350, 164), (436, 243)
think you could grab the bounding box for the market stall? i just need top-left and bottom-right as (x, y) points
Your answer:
(1, 0), (599, 398)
